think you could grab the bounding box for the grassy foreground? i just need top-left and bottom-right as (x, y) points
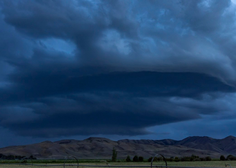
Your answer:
(0, 161), (236, 168)
(113, 161), (236, 167)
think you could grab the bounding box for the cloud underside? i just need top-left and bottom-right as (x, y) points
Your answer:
(1, 71), (235, 137)
(0, 0), (236, 138)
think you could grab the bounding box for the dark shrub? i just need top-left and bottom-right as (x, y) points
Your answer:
(220, 155), (225, 161)
(126, 155), (131, 162)
(153, 157), (159, 161)
(181, 157), (191, 161)
(226, 155), (236, 160)
(139, 156), (144, 162)
(112, 148), (117, 162)
(133, 155), (139, 162)
(148, 157), (153, 162)
(174, 157), (179, 162)
(205, 156), (211, 161)
(190, 155), (199, 161)
(169, 157), (174, 161)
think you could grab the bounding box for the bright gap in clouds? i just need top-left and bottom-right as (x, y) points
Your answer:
(39, 38), (77, 56)
(232, 0), (236, 4)
(99, 29), (131, 56)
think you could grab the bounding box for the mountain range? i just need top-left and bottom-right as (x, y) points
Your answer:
(0, 136), (236, 159)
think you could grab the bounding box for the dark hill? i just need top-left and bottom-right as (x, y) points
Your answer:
(0, 136), (235, 159)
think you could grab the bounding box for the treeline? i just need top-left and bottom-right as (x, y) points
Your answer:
(162, 155), (212, 162)
(113, 148), (236, 162)
(0, 154), (36, 160)
(125, 155), (144, 162)
(220, 155), (236, 161)
(125, 155), (212, 162)
(124, 154), (236, 162)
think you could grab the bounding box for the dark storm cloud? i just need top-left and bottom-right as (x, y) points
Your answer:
(0, 92), (207, 137)
(0, 72), (234, 137)
(0, 0), (236, 139)
(1, 71), (235, 104)
(2, 0), (236, 80)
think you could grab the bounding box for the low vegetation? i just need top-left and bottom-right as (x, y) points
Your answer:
(111, 147), (117, 162)
(1, 153), (236, 163)
(1, 148), (236, 168)
(1, 161), (236, 168)
(0, 154), (36, 161)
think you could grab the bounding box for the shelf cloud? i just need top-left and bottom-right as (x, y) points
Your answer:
(0, 0), (236, 146)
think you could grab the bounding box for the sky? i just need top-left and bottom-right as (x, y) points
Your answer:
(0, 0), (236, 148)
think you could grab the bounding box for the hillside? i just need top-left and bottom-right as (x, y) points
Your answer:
(0, 136), (235, 159)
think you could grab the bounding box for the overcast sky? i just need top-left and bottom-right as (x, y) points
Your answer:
(1, 0), (236, 148)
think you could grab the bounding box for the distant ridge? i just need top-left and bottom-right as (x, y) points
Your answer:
(0, 136), (235, 159)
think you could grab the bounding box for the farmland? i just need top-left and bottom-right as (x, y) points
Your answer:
(1, 161), (236, 168)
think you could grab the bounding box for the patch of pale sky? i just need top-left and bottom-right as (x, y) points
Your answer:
(198, 0), (213, 8)
(99, 29), (131, 55)
(231, 0), (236, 4)
(38, 38), (76, 56)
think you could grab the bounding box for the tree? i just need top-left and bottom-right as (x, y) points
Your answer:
(181, 156), (191, 161)
(133, 155), (139, 162)
(205, 156), (211, 161)
(227, 155), (233, 160)
(226, 155), (236, 160)
(126, 155), (131, 162)
(174, 157), (179, 162)
(220, 155), (225, 161)
(148, 157), (153, 162)
(139, 156), (144, 162)
(29, 155), (37, 160)
(156, 157), (162, 161)
(112, 147), (117, 162)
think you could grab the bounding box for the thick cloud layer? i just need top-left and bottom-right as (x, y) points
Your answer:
(0, 0), (236, 146)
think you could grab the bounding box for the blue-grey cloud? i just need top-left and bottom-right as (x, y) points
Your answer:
(0, 0), (236, 144)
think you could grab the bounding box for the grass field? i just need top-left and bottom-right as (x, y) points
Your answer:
(1, 161), (236, 168)
(113, 161), (236, 167)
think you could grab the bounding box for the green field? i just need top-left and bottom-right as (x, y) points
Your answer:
(1, 161), (236, 168)
(113, 161), (236, 167)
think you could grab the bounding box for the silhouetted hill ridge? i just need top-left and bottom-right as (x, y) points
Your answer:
(0, 136), (235, 159)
